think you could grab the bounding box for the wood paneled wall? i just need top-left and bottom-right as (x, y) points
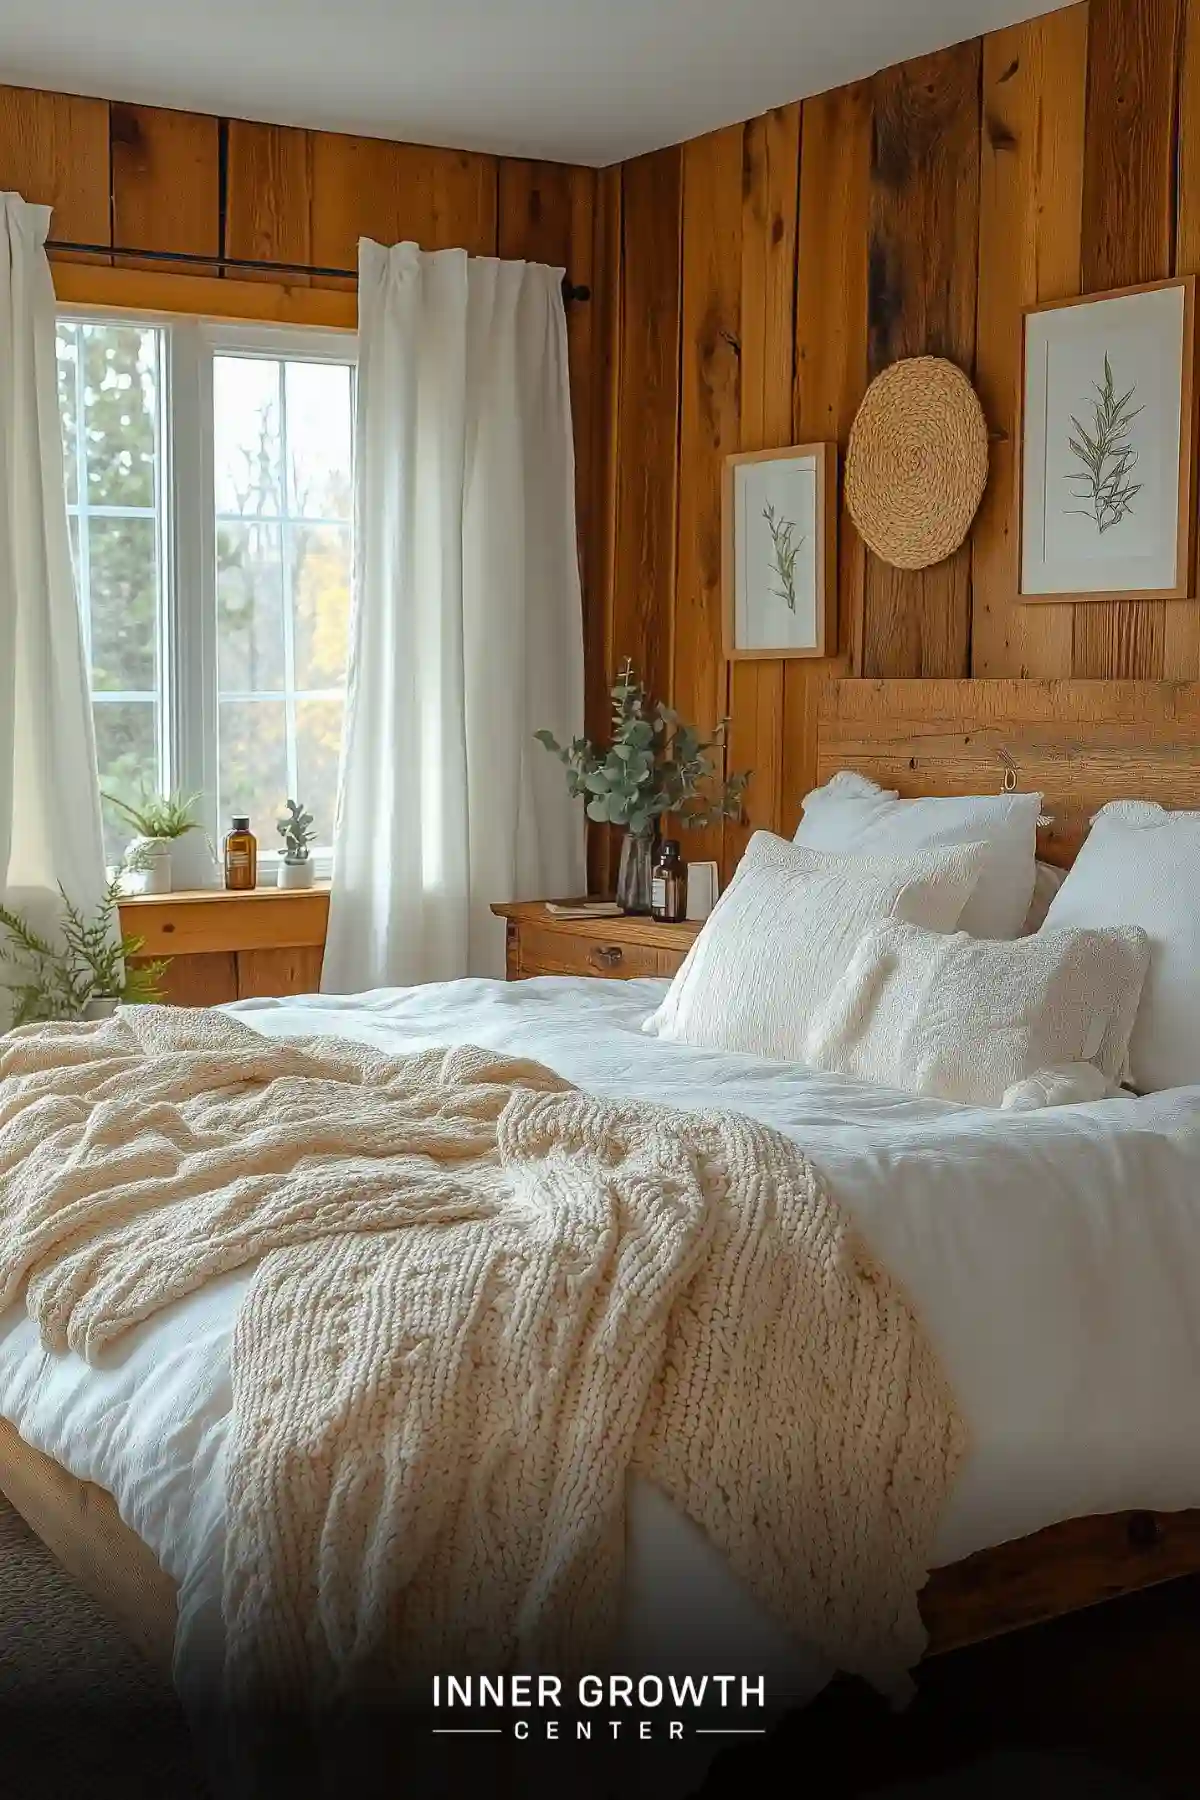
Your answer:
(590, 0), (1200, 884)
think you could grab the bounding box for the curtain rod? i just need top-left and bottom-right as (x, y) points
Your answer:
(44, 239), (592, 304)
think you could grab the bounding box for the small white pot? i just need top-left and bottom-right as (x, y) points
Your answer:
(277, 858), (315, 890)
(168, 827), (220, 892)
(83, 997), (120, 1021)
(127, 836), (172, 895)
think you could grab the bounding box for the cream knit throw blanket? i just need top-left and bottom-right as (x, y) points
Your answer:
(0, 1006), (965, 1703)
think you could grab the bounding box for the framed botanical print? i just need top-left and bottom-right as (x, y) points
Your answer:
(1018, 276), (1197, 601)
(722, 441), (837, 658)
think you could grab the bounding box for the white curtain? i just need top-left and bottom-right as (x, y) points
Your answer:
(322, 240), (585, 991)
(0, 196), (106, 952)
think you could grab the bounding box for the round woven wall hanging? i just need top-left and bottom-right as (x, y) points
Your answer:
(845, 356), (989, 570)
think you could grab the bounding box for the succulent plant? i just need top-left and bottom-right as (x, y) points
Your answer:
(277, 799), (317, 862)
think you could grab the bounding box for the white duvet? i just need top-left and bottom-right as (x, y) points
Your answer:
(4, 975), (1200, 1743)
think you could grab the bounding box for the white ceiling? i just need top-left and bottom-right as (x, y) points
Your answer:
(2, 0), (1065, 167)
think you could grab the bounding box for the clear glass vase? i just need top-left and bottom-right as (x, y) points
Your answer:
(616, 829), (655, 915)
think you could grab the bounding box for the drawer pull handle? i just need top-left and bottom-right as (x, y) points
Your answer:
(589, 944), (623, 971)
(162, 922), (176, 934)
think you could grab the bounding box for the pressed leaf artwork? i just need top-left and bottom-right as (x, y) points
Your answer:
(762, 502), (803, 611)
(1065, 354), (1144, 535)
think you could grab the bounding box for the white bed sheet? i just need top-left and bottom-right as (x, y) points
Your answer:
(4, 974), (1200, 1718)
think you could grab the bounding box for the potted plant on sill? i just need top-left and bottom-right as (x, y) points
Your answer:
(276, 799), (317, 890)
(536, 659), (750, 914)
(103, 789), (218, 893)
(0, 855), (170, 1028)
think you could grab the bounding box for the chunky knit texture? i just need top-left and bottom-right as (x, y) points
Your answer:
(0, 1007), (966, 1702)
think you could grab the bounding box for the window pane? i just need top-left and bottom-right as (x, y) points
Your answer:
(291, 523), (351, 690)
(56, 317), (165, 836)
(56, 323), (79, 505)
(215, 357), (282, 517)
(286, 361), (352, 520)
(217, 521), (285, 692)
(295, 700), (343, 848)
(83, 323), (158, 509)
(94, 701), (158, 867)
(219, 700), (288, 842)
(87, 517), (158, 693)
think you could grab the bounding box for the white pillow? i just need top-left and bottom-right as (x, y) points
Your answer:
(1041, 801), (1200, 1092)
(643, 830), (985, 1059)
(1022, 859), (1066, 933)
(795, 770), (1041, 939)
(803, 917), (1149, 1106)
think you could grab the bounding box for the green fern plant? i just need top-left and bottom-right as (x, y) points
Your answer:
(1065, 353), (1144, 534)
(0, 860), (170, 1028)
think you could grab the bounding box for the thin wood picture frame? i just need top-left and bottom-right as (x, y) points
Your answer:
(1016, 275), (1198, 603)
(722, 441), (837, 659)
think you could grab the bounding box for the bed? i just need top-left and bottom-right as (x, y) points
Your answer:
(5, 676), (1200, 1746)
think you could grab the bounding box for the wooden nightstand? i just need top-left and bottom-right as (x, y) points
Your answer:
(491, 901), (701, 981)
(119, 884), (331, 1006)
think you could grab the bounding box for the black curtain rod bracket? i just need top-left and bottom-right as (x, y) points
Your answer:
(45, 239), (590, 304)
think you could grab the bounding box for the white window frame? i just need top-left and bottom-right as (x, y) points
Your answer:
(57, 306), (356, 880)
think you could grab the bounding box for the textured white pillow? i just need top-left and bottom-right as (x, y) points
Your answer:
(803, 917), (1150, 1106)
(1042, 801), (1200, 1093)
(796, 770), (1041, 939)
(643, 830), (985, 1058)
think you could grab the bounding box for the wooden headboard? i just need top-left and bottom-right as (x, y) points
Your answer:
(816, 679), (1200, 868)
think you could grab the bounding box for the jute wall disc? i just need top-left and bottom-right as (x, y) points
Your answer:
(845, 357), (989, 570)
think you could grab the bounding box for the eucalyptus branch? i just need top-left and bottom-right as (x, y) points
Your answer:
(536, 661), (750, 836)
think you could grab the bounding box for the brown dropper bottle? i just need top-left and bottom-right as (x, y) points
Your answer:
(223, 816), (257, 891)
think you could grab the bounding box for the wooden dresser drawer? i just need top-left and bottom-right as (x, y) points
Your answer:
(515, 922), (668, 980)
(491, 901), (701, 982)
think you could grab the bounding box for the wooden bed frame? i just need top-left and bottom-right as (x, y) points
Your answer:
(5, 676), (1200, 1673)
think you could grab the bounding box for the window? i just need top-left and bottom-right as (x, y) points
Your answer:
(56, 320), (168, 851)
(55, 314), (355, 871)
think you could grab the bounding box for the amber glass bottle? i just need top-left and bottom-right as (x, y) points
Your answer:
(223, 816), (257, 890)
(651, 839), (686, 923)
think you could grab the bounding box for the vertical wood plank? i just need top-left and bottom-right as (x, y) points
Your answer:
(724, 105), (800, 872)
(585, 166), (623, 894)
(971, 6), (1087, 679)
(784, 78), (873, 828)
(111, 104), (220, 270)
(610, 147), (683, 710)
(225, 120), (314, 280)
(498, 159), (574, 263)
(1165, 0), (1200, 677)
(863, 41), (982, 679)
(309, 133), (497, 275)
(1072, 0), (1183, 678)
(673, 124), (744, 871)
(0, 86), (110, 249)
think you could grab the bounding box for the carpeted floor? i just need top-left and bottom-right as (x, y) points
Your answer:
(0, 1496), (210, 1798)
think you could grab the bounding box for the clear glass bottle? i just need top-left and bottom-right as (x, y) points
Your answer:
(223, 815), (257, 891)
(651, 839), (686, 923)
